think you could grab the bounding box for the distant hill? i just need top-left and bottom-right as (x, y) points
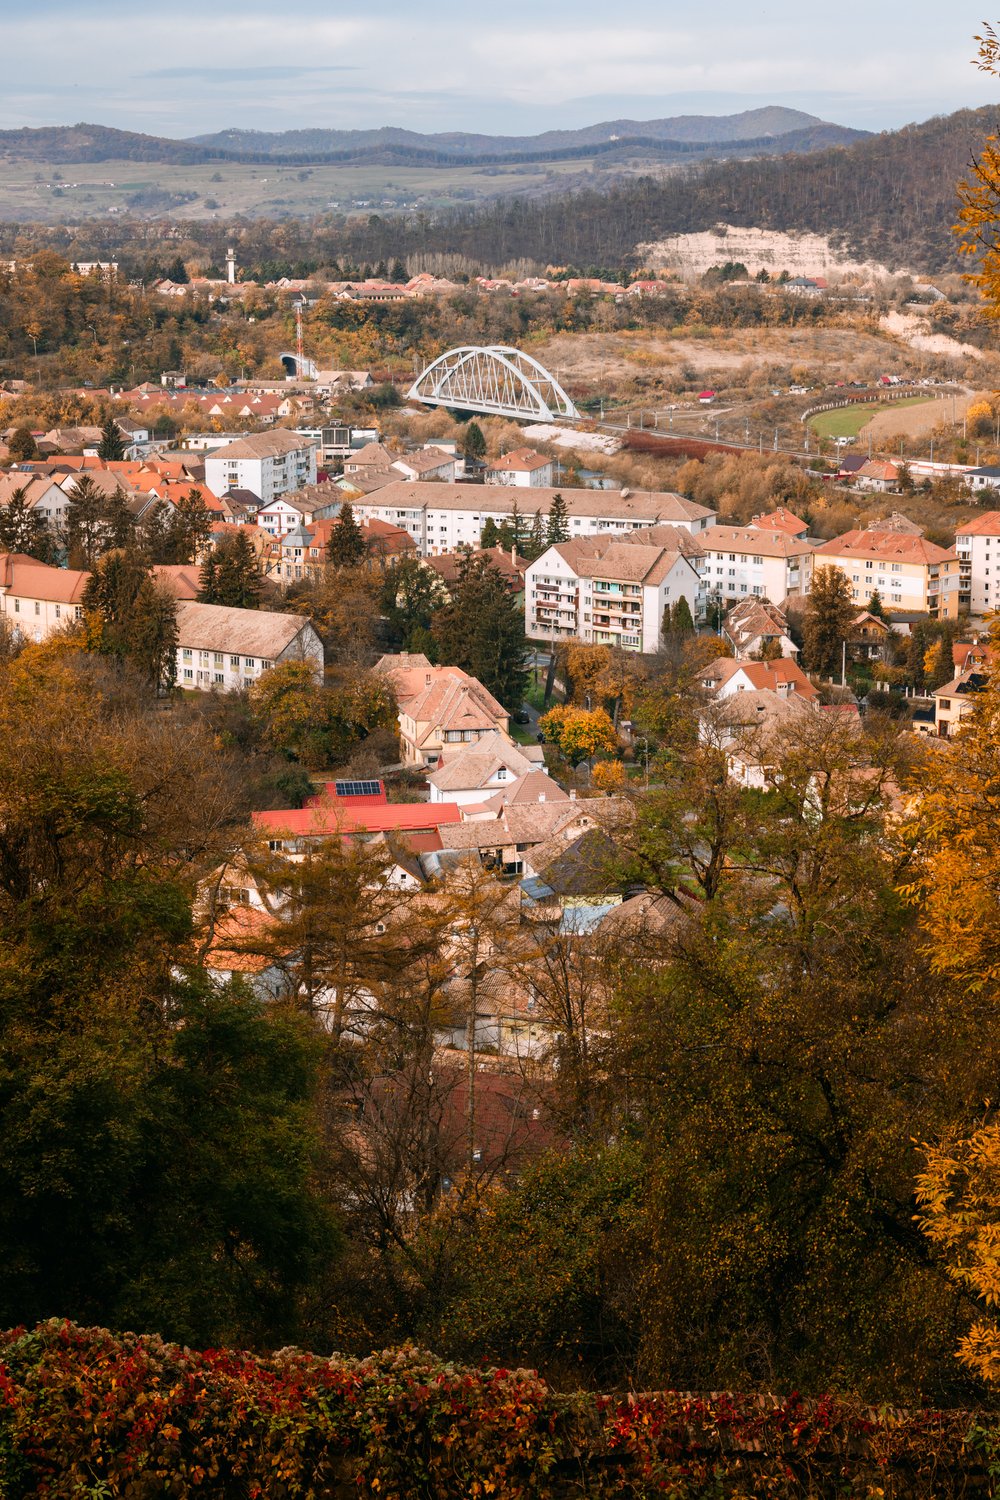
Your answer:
(0, 110), (867, 170)
(319, 106), (993, 275)
(188, 107), (863, 158)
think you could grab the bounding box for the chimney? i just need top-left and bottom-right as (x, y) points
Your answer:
(511, 545), (517, 565)
(569, 789), (577, 800)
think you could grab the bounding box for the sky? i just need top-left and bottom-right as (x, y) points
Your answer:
(2, 0), (1000, 139)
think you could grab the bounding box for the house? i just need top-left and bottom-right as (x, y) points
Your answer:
(253, 791), (462, 854)
(932, 669), (989, 738)
(255, 483), (342, 537)
(390, 447), (458, 483)
(486, 448), (555, 488)
(351, 480), (715, 557)
(526, 528), (702, 651)
(0, 474), (69, 535)
(374, 652), (511, 767)
(699, 655), (819, 703)
(750, 506), (809, 540)
(425, 546), (529, 597)
(0, 553), (89, 641)
(203, 432), (318, 505)
(702, 686), (816, 789)
(722, 598), (799, 660)
(813, 529), (960, 619)
(853, 459), (901, 493)
(955, 510), (1000, 616)
(847, 611), (891, 661)
(426, 730), (547, 806)
(173, 600), (324, 691)
(697, 524), (815, 612)
(342, 442), (394, 478)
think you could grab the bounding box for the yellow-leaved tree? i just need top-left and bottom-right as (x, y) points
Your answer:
(955, 25), (1000, 315)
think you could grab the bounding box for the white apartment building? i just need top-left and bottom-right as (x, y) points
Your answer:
(352, 481), (715, 556)
(204, 432), (318, 505)
(697, 524), (815, 612)
(525, 529), (701, 652)
(955, 510), (1000, 616)
(174, 600), (324, 691)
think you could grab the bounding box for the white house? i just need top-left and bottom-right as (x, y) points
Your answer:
(426, 730), (546, 805)
(0, 554), (89, 641)
(486, 448), (555, 488)
(204, 432), (318, 505)
(955, 510), (1000, 617)
(390, 447), (458, 483)
(353, 481), (715, 557)
(174, 600), (324, 691)
(525, 527), (701, 651)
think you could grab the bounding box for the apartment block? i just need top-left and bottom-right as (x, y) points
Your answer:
(697, 524), (815, 610)
(955, 510), (1000, 616)
(525, 528), (701, 651)
(813, 528), (960, 619)
(204, 431), (318, 505)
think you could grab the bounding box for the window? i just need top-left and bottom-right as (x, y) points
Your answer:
(230, 655), (240, 667)
(183, 668), (193, 680)
(213, 652), (224, 666)
(13, 601), (18, 613)
(34, 601), (40, 615)
(244, 658), (255, 669)
(214, 673), (224, 685)
(55, 605), (60, 618)
(183, 648), (192, 661)
(752, 555), (763, 565)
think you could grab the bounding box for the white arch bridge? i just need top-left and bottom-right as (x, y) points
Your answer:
(407, 345), (580, 422)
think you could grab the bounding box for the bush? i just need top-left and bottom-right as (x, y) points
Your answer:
(0, 1321), (990, 1499)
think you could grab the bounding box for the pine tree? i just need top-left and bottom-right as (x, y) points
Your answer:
(214, 534), (263, 609)
(103, 486), (136, 551)
(907, 622), (929, 692)
(480, 517), (500, 548)
(546, 492), (570, 544)
(462, 421), (487, 466)
(509, 500), (524, 551)
(527, 511), (545, 560)
(431, 555), (528, 711)
(0, 487), (53, 562)
(130, 578), (179, 694)
(802, 565), (856, 679)
(97, 413), (126, 462)
(327, 503), (367, 568)
(671, 595), (695, 634)
(867, 589), (887, 619)
(165, 490), (213, 565)
(64, 475), (106, 569)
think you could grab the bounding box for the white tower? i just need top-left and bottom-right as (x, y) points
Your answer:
(226, 247), (236, 286)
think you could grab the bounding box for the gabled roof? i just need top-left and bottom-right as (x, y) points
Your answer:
(0, 553), (89, 603)
(700, 524), (814, 559)
(750, 506), (809, 538)
(488, 447), (551, 474)
(173, 599), (313, 656)
(702, 655), (819, 701)
(204, 431), (314, 461)
(814, 530), (957, 566)
(956, 510), (1000, 538)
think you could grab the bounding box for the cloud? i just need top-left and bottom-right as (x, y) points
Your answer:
(145, 66), (359, 81)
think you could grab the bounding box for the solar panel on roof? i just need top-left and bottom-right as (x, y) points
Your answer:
(334, 779), (382, 798)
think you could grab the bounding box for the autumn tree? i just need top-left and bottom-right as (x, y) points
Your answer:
(0, 653), (336, 1346)
(802, 563), (855, 679)
(7, 426), (37, 462)
(539, 704), (618, 766)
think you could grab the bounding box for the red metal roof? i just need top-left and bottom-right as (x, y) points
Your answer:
(253, 802), (462, 838)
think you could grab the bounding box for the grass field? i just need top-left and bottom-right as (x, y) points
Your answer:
(0, 154), (624, 223)
(808, 397), (932, 440)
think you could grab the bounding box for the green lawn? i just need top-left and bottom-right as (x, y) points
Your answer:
(808, 397), (932, 440)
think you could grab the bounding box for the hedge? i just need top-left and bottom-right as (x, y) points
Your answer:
(0, 1320), (996, 1497)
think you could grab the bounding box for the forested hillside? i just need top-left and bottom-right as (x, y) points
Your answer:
(314, 107), (995, 273)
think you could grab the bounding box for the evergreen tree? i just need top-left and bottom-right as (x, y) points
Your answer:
(201, 530), (263, 609)
(509, 500), (524, 551)
(546, 492), (570, 544)
(379, 554), (444, 650)
(64, 475), (106, 569)
(138, 499), (172, 564)
(670, 595), (695, 634)
(97, 413), (126, 462)
(390, 258), (408, 283)
(130, 578), (180, 694)
(802, 565), (856, 679)
(527, 511), (545, 561)
(327, 503), (367, 568)
(165, 489), (213, 565)
(0, 487), (53, 562)
(480, 517), (500, 548)
(867, 589), (887, 619)
(462, 421), (487, 466)
(907, 621), (929, 692)
(431, 554), (528, 711)
(103, 486), (136, 551)
(165, 255), (189, 284)
(926, 621), (957, 691)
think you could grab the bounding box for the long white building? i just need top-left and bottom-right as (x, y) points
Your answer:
(696, 524), (815, 610)
(955, 510), (1000, 617)
(351, 481), (715, 556)
(525, 527), (702, 651)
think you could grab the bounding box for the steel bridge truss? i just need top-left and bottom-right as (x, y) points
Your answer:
(407, 345), (579, 422)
